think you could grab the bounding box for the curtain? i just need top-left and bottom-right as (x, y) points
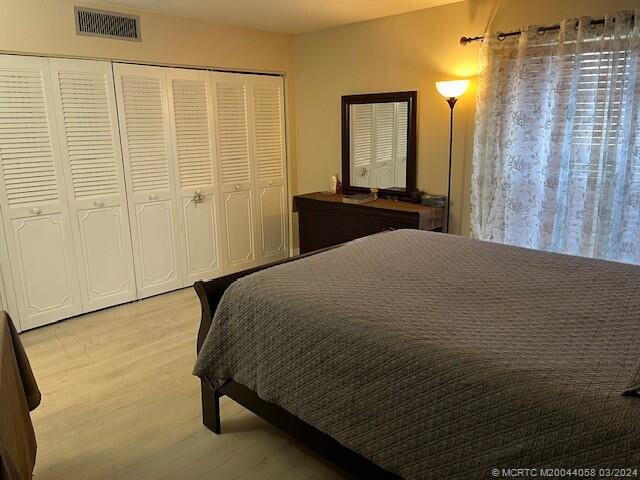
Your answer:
(471, 11), (640, 264)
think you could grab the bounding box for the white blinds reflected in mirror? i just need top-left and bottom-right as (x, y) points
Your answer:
(350, 101), (408, 190)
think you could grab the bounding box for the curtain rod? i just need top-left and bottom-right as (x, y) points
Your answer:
(460, 16), (630, 46)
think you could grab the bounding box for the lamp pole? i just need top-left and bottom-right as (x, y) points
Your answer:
(435, 80), (469, 233)
(445, 97), (457, 234)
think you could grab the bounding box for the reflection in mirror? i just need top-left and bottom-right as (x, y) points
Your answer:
(342, 91), (416, 197)
(349, 101), (408, 191)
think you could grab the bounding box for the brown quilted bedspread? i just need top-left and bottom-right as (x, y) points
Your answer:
(194, 230), (640, 479)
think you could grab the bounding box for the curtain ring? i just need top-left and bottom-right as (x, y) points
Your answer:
(497, 32), (506, 41)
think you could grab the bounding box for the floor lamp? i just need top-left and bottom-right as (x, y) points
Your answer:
(435, 80), (469, 234)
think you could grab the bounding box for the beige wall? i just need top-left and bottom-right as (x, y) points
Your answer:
(292, 0), (639, 236)
(0, 0), (299, 244)
(0, 0), (293, 71)
(2, 0), (637, 246)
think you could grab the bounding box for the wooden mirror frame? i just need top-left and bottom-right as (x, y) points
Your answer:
(341, 91), (417, 198)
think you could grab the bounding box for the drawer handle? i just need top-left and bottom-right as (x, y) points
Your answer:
(268, 181), (273, 186)
(31, 207), (41, 215)
(149, 194), (158, 201)
(94, 201), (105, 207)
(234, 185), (240, 191)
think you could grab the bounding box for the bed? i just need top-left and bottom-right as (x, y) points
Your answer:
(193, 229), (640, 479)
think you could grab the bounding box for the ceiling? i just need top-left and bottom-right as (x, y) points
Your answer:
(95, 0), (463, 34)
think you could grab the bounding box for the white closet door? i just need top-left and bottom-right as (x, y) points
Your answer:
(350, 103), (373, 188)
(394, 102), (408, 188)
(0, 274), (4, 313)
(0, 258), (4, 315)
(0, 55), (82, 329)
(250, 76), (287, 262)
(167, 68), (224, 284)
(212, 72), (258, 273)
(49, 59), (136, 312)
(373, 103), (395, 189)
(113, 63), (183, 298)
(0, 204), (19, 328)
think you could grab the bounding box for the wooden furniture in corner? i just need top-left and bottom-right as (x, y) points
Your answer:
(293, 192), (444, 254)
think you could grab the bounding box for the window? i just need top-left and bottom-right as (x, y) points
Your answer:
(471, 15), (640, 264)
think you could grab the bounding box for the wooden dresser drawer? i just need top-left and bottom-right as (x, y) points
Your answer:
(293, 192), (444, 254)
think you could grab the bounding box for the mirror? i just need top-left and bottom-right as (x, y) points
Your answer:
(341, 91), (416, 196)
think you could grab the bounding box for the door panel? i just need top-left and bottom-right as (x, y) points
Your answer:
(395, 159), (406, 189)
(113, 63), (184, 298)
(0, 54), (82, 329)
(373, 103), (395, 189)
(135, 200), (180, 296)
(167, 68), (224, 284)
(0, 205), (19, 329)
(11, 214), (79, 327)
(214, 78), (252, 193)
(49, 58), (136, 311)
(250, 76), (288, 262)
(77, 206), (131, 306)
(373, 161), (394, 189)
(258, 186), (286, 260)
(212, 72), (257, 272)
(223, 190), (256, 272)
(183, 194), (220, 280)
(350, 103), (373, 188)
(394, 101), (408, 189)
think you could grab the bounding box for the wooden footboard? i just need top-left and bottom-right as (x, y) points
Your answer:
(194, 246), (338, 354)
(193, 244), (401, 479)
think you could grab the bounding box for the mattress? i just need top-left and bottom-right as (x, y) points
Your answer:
(194, 229), (640, 479)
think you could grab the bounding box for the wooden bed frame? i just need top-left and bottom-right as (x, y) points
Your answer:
(194, 247), (401, 479)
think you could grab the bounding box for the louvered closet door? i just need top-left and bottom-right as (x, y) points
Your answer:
(0, 207), (8, 319)
(350, 103), (373, 188)
(49, 59), (136, 312)
(212, 72), (259, 273)
(373, 103), (395, 189)
(0, 274), (4, 313)
(167, 68), (224, 284)
(0, 205), (19, 328)
(0, 259), (4, 315)
(0, 55), (82, 329)
(113, 63), (184, 298)
(249, 75), (287, 262)
(394, 102), (408, 187)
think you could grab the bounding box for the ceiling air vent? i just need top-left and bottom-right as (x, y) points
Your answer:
(75, 7), (141, 41)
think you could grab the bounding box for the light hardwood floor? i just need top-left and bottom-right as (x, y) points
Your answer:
(20, 288), (349, 480)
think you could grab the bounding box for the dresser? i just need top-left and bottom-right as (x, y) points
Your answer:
(293, 192), (444, 254)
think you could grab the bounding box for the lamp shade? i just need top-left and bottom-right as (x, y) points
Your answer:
(435, 80), (470, 99)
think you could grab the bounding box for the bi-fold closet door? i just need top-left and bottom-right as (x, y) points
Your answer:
(113, 65), (287, 288)
(168, 68), (225, 286)
(49, 58), (137, 313)
(0, 55), (136, 329)
(212, 72), (288, 273)
(0, 55), (84, 329)
(0, 55), (287, 329)
(113, 63), (224, 298)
